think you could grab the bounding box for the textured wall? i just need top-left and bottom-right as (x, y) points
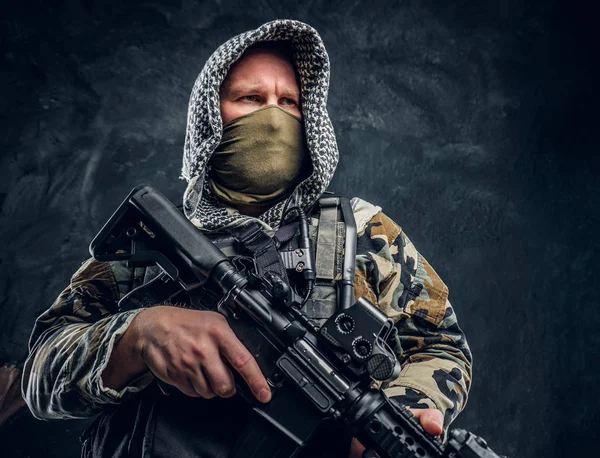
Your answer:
(0, 0), (597, 457)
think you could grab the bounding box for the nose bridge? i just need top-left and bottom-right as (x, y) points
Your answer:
(264, 78), (283, 106)
(265, 91), (280, 107)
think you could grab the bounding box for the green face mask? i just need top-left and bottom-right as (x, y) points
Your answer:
(207, 105), (312, 209)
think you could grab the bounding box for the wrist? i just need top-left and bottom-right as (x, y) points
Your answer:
(121, 310), (149, 372)
(102, 311), (149, 390)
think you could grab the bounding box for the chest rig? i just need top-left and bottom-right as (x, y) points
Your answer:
(118, 195), (357, 328)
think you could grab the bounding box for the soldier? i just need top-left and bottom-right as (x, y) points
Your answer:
(22, 20), (472, 458)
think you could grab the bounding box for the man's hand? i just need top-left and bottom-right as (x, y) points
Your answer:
(348, 408), (444, 458)
(102, 306), (272, 403)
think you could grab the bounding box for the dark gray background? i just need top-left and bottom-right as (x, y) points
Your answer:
(0, 0), (597, 457)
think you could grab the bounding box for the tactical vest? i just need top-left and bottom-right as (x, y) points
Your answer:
(81, 196), (356, 458)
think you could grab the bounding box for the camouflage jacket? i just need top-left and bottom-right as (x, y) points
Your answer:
(22, 198), (472, 430)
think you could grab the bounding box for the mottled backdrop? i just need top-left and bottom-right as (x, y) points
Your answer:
(0, 0), (597, 457)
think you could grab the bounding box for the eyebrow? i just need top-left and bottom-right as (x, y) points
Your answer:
(225, 82), (300, 100)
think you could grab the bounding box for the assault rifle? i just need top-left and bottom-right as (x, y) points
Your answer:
(90, 185), (506, 458)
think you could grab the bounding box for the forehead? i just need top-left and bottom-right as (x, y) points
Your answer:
(221, 48), (299, 91)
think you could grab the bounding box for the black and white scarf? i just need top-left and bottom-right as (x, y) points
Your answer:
(180, 19), (339, 231)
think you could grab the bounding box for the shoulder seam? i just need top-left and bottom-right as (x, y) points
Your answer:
(350, 197), (382, 233)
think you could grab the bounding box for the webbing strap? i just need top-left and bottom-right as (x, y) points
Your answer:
(118, 267), (183, 311)
(234, 221), (290, 284)
(315, 200), (339, 280)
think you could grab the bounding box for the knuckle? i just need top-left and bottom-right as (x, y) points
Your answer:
(179, 354), (197, 369)
(191, 341), (210, 360)
(205, 313), (230, 336)
(205, 321), (224, 337)
(231, 351), (253, 371)
(214, 382), (235, 398)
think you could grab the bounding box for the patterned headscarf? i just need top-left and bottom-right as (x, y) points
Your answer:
(180, 19), (339, 231)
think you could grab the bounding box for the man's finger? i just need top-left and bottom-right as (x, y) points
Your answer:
(408, 408), (444, 436)
(188, 369), (217, 399)
(201, 350), (237, 398)
(217, 329), (271, 403)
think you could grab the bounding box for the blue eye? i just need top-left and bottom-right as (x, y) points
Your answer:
(282, 98), (297, 106)
(240, 95), (259, 102)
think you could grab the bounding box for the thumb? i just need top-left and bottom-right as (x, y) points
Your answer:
(408, 408), (444, 436)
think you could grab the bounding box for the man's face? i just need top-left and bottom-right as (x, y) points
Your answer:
(220, 48), (302, 124)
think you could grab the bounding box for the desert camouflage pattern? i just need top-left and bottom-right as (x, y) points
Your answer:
(23, 200), (472, 430)
(352, 198), (472, 428)
(22, 260), (153, 419)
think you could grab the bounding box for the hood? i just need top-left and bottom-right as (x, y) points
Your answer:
(180, 19), (339, 231)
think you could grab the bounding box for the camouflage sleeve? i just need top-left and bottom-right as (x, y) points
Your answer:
(352, 199), (472, 429)
(22, 258), (154, 420)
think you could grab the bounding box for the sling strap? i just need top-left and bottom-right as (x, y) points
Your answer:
(315, 199), (338, 281)
(233, 221), (290, 285)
